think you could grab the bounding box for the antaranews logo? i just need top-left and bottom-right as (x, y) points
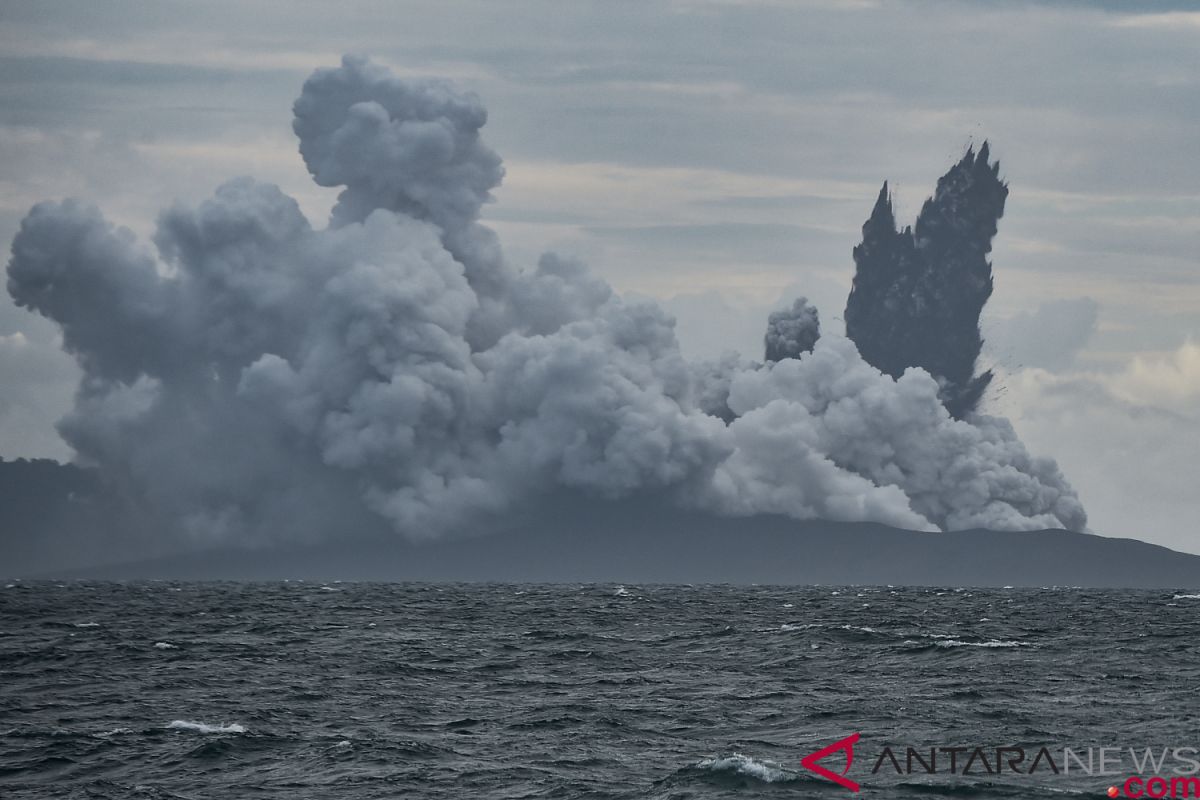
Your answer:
(800, 734), (1200, 795)
(800, 732), (861, 791)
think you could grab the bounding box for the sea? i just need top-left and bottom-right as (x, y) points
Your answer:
(2, 582), (1198, 799)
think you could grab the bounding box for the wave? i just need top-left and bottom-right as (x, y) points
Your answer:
(776, 623), (883, 635)
(153, 642), (178, 650)
(933, 639), (1028, 648)
(695, 753), (797, 783)
(92, 727), (134, 739)
(166, 720), (247, 734)
(1173, 594), (1200, 599)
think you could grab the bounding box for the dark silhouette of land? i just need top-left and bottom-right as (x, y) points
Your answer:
(5, 467), (1195, 588)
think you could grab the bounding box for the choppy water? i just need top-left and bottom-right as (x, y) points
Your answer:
(2, 583), (1199, 798)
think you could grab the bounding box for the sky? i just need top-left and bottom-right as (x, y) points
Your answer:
(0, 0), (1197, 552)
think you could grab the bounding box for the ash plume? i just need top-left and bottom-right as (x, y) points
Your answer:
(5, 57), (1085, 547)
(845, 144), (1006, 418)
(764, 298), (820, 363)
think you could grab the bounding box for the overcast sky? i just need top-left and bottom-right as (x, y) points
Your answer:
(1, 0), (1197, 552)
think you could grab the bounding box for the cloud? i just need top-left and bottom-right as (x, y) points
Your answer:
(997, 346), (1200, 552)
(721, 336), (1085, 532)
(662, 290), (772, 361)
(1108, 339), (1200, 412)
(293, 55), (504, 232)
(5, 56), (1086, 551)
(764, 297), (820, 362)
(983, 297), (1099, 373)
(0, 329), (76, 460)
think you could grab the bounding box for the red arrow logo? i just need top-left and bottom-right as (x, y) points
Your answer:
(800, 732), (861, 792)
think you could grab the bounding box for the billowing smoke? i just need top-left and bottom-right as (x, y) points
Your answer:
(845, 145), (1006, 418)
(764, 298), (820, 363)
(5, 57), (1085, 546)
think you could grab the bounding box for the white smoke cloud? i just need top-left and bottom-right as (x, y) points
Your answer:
(293, 55), (504, 232)
(723, 337), (1086, 531)
(5, 55), (1086, 545)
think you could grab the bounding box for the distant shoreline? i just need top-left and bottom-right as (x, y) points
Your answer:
(20, 502), (1200, 589)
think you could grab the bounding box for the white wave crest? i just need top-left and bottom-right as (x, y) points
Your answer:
(166, 720), (247, 734)
(153, 642), (178, 650)
(934, 639), (1027, 648)
(1173, 594), (1200, 600)
(93, 727), (134, 739)
(697, 753), (795, 783)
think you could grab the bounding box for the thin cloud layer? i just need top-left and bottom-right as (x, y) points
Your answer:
(984, 297), (1099, 373)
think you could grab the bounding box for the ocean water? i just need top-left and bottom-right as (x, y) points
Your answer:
(2, 582), (1198, 798)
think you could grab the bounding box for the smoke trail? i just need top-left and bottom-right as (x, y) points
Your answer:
(5, 57), (1085, 544)
(845, 145), (1006, 418)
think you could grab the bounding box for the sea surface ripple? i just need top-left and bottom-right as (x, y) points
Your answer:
(2, 582), (1198, 798)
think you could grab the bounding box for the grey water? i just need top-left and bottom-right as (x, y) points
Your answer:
(2, 582), (1198, 798)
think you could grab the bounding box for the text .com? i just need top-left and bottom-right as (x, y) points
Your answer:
(1113, 776), (1200, 798)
